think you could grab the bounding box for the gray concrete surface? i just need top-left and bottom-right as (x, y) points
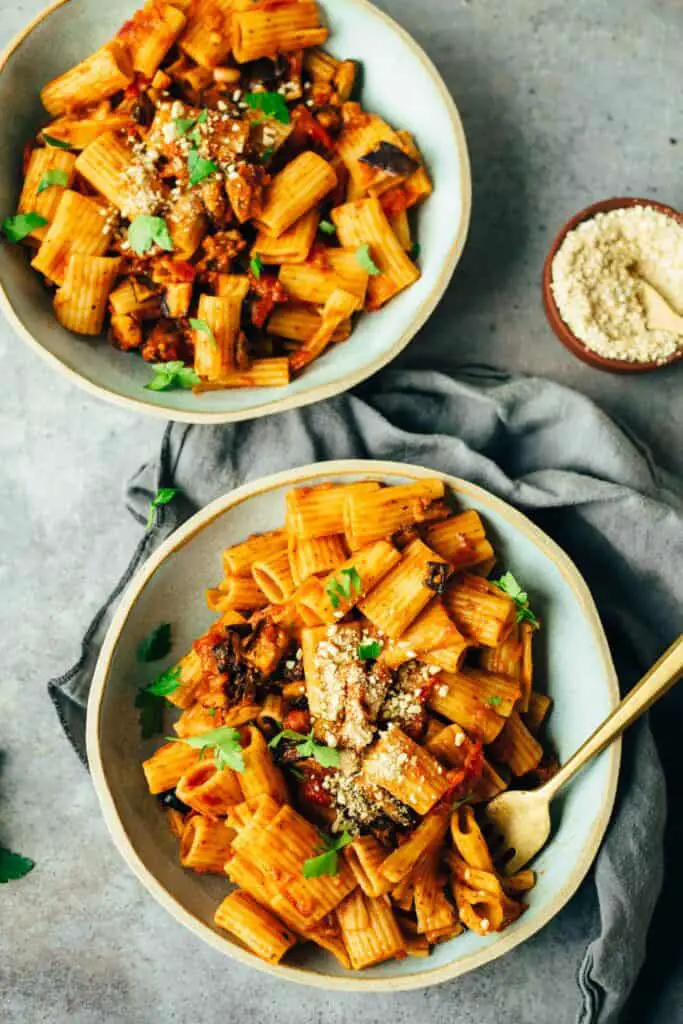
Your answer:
(2, 1), (682, 1022)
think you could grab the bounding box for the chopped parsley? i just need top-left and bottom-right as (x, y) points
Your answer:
(319, 219), (336, 235)
(170, 726), (245, 773)
(260, 146), (274, 162)
(269, 728), (341, 768)
(37, 169), (69, 194)
(175, 108), (208, 147)
(409, 241), (421, 260)
(493, 571), (539, 627)
(144, 361), (200, 392)
(326, 566), (361, 609)
(487, 695), (502, 707)
(244, 91), (290, 124)
(302, 830), (353, 878)
(137, 623), (172, 663)
(127, 215), (173, 255)
(189, 317), (217, 348)
(250, 255), (263, 279)
(187, 149), (218, 187)
(146, 486), (179, 529)
(355, 243), (381, 275)
(2, 212), (48, 242)
(41, 133), (72, 149)
(358, 640), (382, 661)
(0, 848), (35, 884)
(135, 666), (181, 738)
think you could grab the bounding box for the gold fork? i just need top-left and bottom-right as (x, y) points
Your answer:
(485, 634), (683, 876)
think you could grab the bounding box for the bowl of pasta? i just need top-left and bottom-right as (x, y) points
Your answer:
(0, 0), (470, 423)
(87, 461), (620, 989)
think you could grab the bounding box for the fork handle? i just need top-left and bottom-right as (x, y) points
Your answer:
(542, 634), (683, 801)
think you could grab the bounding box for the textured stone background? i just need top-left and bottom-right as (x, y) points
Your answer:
(1, 1), (682, 1022)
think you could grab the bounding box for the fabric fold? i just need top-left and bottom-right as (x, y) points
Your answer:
(48, 367), (682, 1024)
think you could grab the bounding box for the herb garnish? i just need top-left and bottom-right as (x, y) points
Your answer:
(187, 149), (218, 187)
(487, 695), (502, 707)
(146, 486), (179, 529)
(41, 133), (72, 149)
(319, 219), (336, 235)
(358, 640), (382, 660)
(175, 108), (208, 147)
(0, 848), (35, 884)
(144, 361), (200, 392)
(137, 623), (172, 663)
(189, 317), (217, 348)
(128, 215), (173, 255)
(493, 571), (539, 627)
(326, 566), (362, 609)
(244, 91), (290, 124)
(355, 243), (381, 275)
(250, 255), (263, 279)
(37, 169), (69, 194)
(170, 726), (245, 773)
(136, 666), (181, 738)
(269, 728), (341, 768)
(302, 830), (353, 878)
(260, 146), (274, 161)
(409, 241), (420, 260)
(2, 212), (48, 242)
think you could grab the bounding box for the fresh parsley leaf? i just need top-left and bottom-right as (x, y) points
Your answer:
(409, 241), (420, 260)
(287, 765), (305, 781)
(208, 707), (217, 718)
(302, 830), (353, 878)
(355, 243), (381, 275)
(493, 571), (539, 627)
(487, 695), (502, 707)
(250, 255), (263, 279)
(146, 665), (181, 697)
(0, 848), (35, 883)
(128, 215), (174, 255)
(175, 117), (196, 136)
(326, 566), (361, 609)
(269, 728), (340, 768)
(244, 91), (290, 124)
(197, 109), (209, 125)
(189, 317), (217, 348)
(144, 361), (200, 392)
(170, 726), (245, 773)
(2, 212), (48, 242)
(340, 566), (361, 597)
(319, 219), (336, 235)
(260, 146), (274, 161)
(134, 666), (181, 737)
(358, 640), (382, 661)
(41, 133), (72, 149)
(187, 149), (218, 186)
(146, 486), (179, 529)
(452, 794), (475, 811)
(37, 169), (69, 194)
(135, 688), (164, 738)
(137, 623), (172, 663)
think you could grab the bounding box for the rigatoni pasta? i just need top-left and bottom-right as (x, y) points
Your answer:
(137, 476), (554, 971)
(5, 0), (430, 384)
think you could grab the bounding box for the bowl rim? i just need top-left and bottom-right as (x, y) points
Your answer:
(542, 195), (683, 374)
(86, 458), (621, 992)
(0, 0), (472, 424)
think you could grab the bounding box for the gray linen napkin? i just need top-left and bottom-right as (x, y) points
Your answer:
(48, 367), (683, 1024)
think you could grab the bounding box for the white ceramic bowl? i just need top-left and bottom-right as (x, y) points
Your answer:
(87, 460), (620, 990)
(0, 0), (471, 423)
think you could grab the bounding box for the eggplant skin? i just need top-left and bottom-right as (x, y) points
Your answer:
(359, 141), (419, 176)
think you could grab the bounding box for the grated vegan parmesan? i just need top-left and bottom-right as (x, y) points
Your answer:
(551, 205), (683, 363)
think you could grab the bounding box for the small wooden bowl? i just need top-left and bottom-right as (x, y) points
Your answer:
(542, 196), (683, 373)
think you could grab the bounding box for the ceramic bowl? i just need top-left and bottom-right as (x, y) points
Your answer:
(87, 459), (620, 991)
(0, 0), (470, 424)
(542, 196), (683, 374)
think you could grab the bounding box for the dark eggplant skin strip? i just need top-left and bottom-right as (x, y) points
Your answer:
(359, 141), (419, 176)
